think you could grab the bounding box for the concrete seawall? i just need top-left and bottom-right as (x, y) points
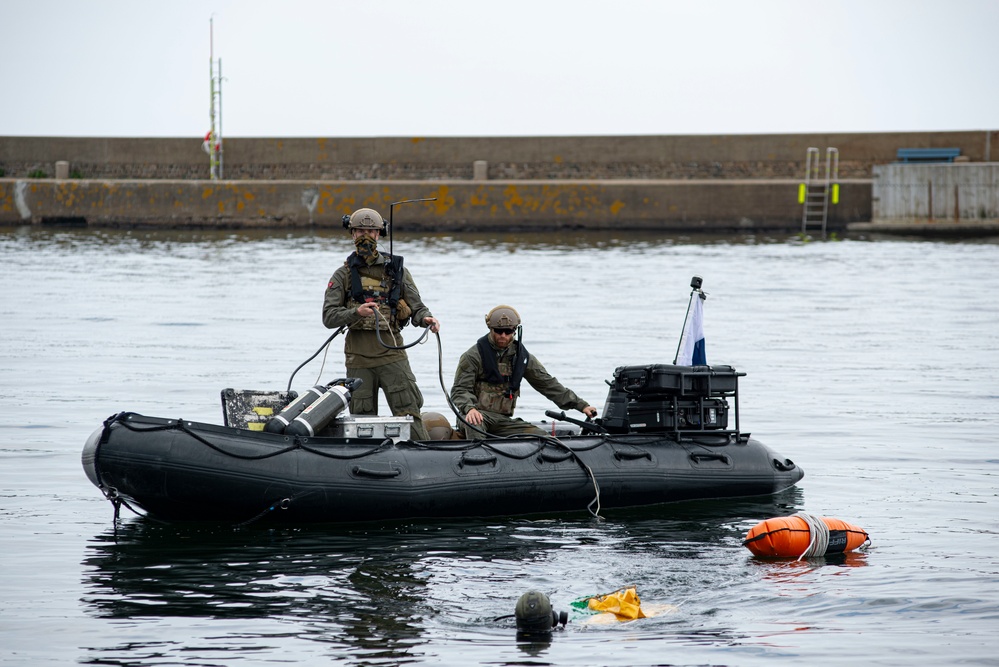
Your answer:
(0, 178), (871, 231)
(2, 131), (994, 180)
(2, 131), (993, 231)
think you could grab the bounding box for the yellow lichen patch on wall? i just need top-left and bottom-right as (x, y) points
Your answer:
(609, 200), (625, 215)
(54, 182), (81, 208)
(202, 187), (214, 199)
(432, 186), (454, 214)
(335, 192), (357, 216)
(317, 188), (336, 215)
(0, 184), (12, 212)
(503, 185), (524, 214)
(243, 191), (255, 201)
(410, 137), (424, 144)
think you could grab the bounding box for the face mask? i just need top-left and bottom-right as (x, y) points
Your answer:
(354, 236), (379, 264)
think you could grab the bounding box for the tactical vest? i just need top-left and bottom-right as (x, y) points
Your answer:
(344, 254), (411, 331)
(474, 336), (529, 416)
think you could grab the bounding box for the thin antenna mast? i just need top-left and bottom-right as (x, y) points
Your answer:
(673, 275), (704, 365)
(388, 197), (437, 256)
(208, 17), (221, 180)
(218, 58), (224, 179)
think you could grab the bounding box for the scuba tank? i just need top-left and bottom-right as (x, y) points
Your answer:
(285, 379), (362, 437)
(264, 384), (327, 434)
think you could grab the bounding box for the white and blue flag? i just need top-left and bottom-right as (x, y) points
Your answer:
(675, 293), (706, 366)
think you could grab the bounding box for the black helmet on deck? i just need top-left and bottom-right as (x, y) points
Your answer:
(485, 305), (521, 329)
(342, 207), (386, 236)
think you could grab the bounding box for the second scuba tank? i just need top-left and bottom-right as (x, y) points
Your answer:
(284, 382), (356, 437)
(264, 384), (327, 434)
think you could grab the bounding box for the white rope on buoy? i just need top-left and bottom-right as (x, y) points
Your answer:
(793, 512), (830, 561)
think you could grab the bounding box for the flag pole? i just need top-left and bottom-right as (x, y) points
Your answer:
(673, 275), (704, 365)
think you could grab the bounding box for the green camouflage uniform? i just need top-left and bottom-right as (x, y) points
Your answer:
(450, 334), (589, 439)
(323, 252), (434, 440)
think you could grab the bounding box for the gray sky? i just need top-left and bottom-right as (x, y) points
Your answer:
(3, 0), (996, 138)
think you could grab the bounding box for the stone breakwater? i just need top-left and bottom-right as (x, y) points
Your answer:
(0, 178), (871, 231)
(0, 131), (993, 230)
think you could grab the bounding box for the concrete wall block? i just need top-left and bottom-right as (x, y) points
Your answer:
(0, 178), (872, 231)
(2, 132), (992, 181)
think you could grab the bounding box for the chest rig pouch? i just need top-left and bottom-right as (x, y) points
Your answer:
(346, 254), (411, 331)
(474, 336), (529, 415)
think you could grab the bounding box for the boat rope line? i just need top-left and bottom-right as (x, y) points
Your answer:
(97, 484), (173, 536)
(234, 488), (324, 528)
(236, 497), (293, 528)
(108, 412), (393, 461)
(297, 438), (394, 459)
(112, 413), (300, 460)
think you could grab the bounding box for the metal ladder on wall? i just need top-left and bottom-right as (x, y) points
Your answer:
(799, 147), (839, 238)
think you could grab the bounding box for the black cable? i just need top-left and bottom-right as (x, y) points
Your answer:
(427, 331), (603, 516)
(431, 330), (494, 440)
(287, 327), (346, 394)
(370, 307), (431, 350)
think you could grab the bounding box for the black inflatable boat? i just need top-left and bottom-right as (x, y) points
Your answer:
(82, 363), (803, 524)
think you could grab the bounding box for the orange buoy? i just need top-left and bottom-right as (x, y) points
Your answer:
(743, 514), (869, 559)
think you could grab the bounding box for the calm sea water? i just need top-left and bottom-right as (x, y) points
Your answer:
(2, 225), (998, 666)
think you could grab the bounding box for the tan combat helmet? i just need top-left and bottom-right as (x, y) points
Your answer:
(485, 305), (521, 329)
(343, 207), (386, 236)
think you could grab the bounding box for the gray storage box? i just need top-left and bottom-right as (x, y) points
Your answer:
(325, 415), (413, 443)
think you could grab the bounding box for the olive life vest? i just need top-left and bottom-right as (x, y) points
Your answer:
(474, 335), (529, 415)
(345, 253), (410, 331)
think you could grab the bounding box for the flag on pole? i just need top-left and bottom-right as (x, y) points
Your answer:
(675, 293), (706, 366)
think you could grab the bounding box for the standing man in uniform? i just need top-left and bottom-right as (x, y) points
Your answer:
(450, 305), (597, 439)
(323, 207), (440, 440)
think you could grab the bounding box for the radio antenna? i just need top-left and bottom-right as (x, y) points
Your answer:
(388, 197), (437, 256)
